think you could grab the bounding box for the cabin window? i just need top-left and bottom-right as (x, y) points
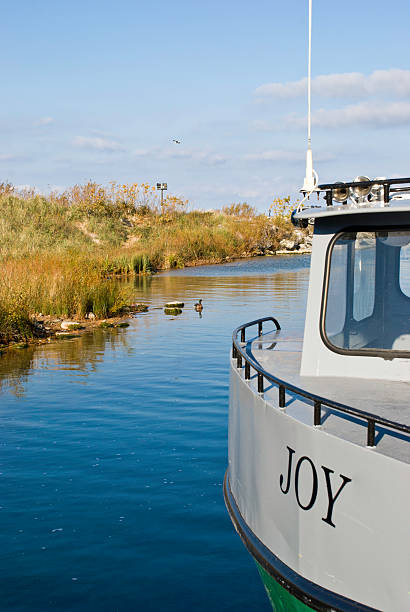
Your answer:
(323, 229), (410, 356)
(399, 242), (410, 296)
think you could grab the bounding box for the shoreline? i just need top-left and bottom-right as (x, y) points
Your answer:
(0, 186), (312, 350)
(154, 245), (312, 271)
(0, 313), (135, 354)
(0, 251), (311, 352)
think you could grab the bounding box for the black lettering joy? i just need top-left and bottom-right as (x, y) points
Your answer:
(279, 446), (352, 528)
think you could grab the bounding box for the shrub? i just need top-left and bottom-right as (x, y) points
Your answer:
(0, 181), (302, 344)
(222, 202), (256, 217)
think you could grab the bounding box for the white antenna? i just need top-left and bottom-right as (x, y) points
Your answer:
(302, 0), (317, 193)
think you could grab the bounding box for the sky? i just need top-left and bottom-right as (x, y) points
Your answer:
(1, 0), (410, 211)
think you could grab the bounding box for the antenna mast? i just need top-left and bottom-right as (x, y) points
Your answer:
(302, 0), (317, 192)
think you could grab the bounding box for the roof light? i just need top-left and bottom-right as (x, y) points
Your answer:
(333, 182), (349, 203)
(350, 176), (371, 205)
(370, 177), (386, 202)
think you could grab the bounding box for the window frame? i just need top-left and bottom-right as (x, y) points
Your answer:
(320, 226), (410, 360)
(399, 241), (410, 297)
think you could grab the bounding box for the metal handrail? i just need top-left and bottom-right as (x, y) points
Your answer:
(315, 177), (410, 207)
(318, 177), (410, 190)
(232, 317), (410, 447)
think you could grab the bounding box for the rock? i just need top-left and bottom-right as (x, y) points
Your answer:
(85, 312), (96, 320)
(279, 239), (295, 250)
(298, 245), (312, 254)
(99, 321), (114, 328)
(115, 322), (129, 328)
(32, 321), (47, 337)
(164, 307), (182, 316)
(164, 302), (184, 308)
(61, 321), (82, 330)
(132, 304), (149, 312)
(293, 230), (305, 246)
(56, 332), (78, 339)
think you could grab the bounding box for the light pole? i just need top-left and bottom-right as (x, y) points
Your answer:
(156, 182), (167, 213)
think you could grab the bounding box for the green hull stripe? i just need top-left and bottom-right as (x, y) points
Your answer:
(257, 562), (313, 612)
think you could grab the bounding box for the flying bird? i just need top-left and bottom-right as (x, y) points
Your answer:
(172, 139), (181, 144)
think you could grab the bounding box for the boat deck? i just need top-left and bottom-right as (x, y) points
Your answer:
(244, 329), (410, 464)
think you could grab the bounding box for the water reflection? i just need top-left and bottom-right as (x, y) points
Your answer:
(0, 329), (133, 396)
(0, 345), (36, 397)
(0, 256), (309, 396)
(0, 255), (310, 611)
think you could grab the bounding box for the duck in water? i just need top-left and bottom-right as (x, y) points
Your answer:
(194, 299), (203, 312)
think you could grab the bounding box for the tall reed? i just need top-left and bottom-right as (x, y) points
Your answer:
(0, 182), (298, 344)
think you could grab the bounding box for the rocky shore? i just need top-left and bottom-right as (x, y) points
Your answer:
(276, 229), (312, 255)
(0, 229), (311, 351)
(0, 305), (152, 352)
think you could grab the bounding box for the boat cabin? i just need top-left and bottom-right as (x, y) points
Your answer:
(226, 178), (410, 612)
(296, 177), (410, 382)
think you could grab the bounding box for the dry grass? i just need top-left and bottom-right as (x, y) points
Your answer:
(0, 182), (298, 343)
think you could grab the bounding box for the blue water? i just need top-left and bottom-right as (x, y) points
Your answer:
(0, 255), (310, 611)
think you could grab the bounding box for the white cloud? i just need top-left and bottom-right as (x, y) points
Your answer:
(202, 153), (227, 166)
(0, 153), (24, 161)
(133, 147), (228, 166)
(244, 150), (304, 162)
(243, 150), (335, 163)
(255, 78), (307, 99)
(16, 184), (34, 192)
(47, 185), (66, 194)
(133, 148), (153, 157)
(35, 117), (54, 126)
(249, 120), (276, 132)
(167, 150), (227, 165)
(195, 176), (299, 202)
(255, 69), (410, 99)
(73, 136), (123, 152)
(286, 101), (410, 129)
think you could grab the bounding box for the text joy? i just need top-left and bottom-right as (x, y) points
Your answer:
(280, 446), (352, 528)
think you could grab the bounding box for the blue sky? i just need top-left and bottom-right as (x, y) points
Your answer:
(1, 0), (410, 210)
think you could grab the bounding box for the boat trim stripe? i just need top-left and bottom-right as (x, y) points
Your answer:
(223, 471), (379, 612)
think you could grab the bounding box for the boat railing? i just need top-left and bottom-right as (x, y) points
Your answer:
(232, 316), (410, 447)
(317, 176), (410, 206)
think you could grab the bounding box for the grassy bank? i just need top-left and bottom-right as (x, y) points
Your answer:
(0, 182), (301, 345)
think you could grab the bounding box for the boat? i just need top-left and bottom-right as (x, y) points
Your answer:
(224, 3), (410, 610)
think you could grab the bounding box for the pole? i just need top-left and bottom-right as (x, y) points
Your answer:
(301, 0), (316, 194)
(307, 0), (312, 151)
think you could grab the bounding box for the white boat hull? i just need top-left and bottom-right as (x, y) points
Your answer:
(228, 363), (410, 611)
